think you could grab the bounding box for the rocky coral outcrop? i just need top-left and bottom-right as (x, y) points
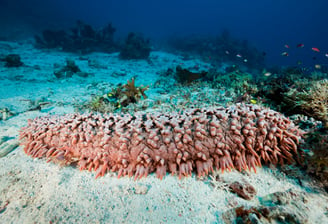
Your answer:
(119, 32), (151, 60)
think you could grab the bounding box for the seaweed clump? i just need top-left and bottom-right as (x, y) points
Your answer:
(86, 77), (149, 113)
(119, 32), (151, 60)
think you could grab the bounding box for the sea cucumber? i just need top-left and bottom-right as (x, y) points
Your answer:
(19, 104), (302, 179)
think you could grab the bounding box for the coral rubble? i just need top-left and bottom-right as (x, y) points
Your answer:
(20, 104), (302, 179)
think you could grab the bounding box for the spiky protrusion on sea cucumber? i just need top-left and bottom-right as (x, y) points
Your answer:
(19, 104), (303, 180)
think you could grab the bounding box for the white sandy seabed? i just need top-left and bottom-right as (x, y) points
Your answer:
(0, 41), (328, 223)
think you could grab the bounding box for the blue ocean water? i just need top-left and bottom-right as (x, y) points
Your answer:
(1, 0), (328, 67)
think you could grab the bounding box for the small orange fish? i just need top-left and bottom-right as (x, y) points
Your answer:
(296, 43), (304, 48)
(284, 44), (290, 48)
(312, 47), (320, 52)
(281, 52), (289, 56)
(236, 54), (242, 58)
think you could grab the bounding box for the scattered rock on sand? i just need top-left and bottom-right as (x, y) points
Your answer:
(229, 179), (257, 200)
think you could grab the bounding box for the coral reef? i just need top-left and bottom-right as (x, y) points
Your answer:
(118, 77), (149, 106)
(255, 68), (327, 112)
(119, 32), (151, 60)
(20, 104), (302, 180)
(254, 67), (306, 106)
(35, 20), (117, 53)
(284, 79), (328, 129)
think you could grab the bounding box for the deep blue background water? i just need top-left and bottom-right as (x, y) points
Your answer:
(1, 0), (328, 67)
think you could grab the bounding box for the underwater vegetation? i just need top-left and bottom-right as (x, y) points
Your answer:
(255, 67), (328, 119)
(35, 20), (117, 53)
(119, 32), (151, 60)
(84, 77), (148, 113)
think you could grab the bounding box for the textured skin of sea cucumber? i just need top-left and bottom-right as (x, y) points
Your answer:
(19, 104), (302, 180)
